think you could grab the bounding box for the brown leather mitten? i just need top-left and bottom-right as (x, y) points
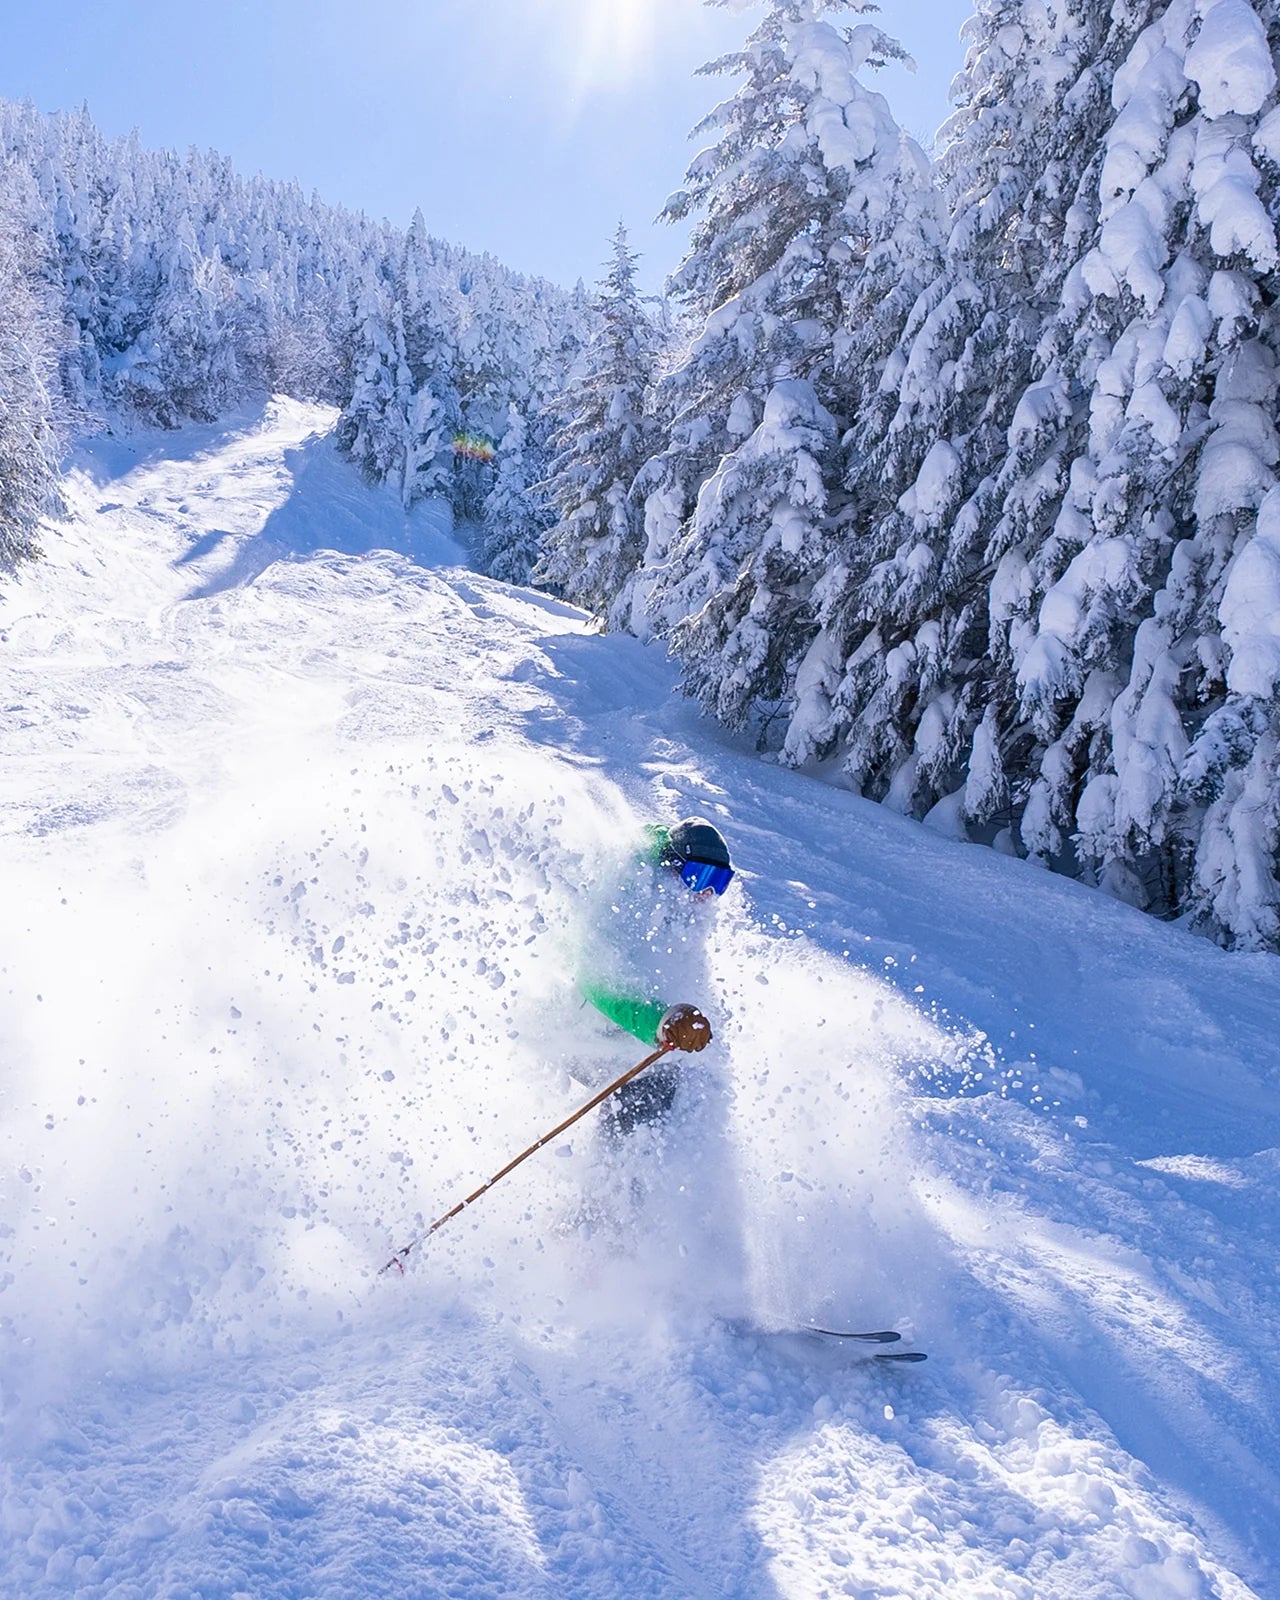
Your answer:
(657, 1003), (713, 1053)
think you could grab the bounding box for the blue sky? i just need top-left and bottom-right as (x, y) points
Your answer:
(2, 0), (972, 291)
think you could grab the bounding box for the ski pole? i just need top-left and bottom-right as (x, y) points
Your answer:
(381, 1041), (676, 1274)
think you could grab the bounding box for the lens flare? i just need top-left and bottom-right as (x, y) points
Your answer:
(451, 432), (496, 463)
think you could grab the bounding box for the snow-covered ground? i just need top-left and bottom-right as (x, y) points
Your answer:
(2, 399), (1278, 1599)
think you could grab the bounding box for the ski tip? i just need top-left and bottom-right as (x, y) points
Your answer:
(874, 1350), (928, 1363)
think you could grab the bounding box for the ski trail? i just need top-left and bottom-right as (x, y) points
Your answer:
(1, 402), (1276, 1597)
(503, 1354), (743, 1600)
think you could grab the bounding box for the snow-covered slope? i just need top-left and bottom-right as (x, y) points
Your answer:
(2, 400), (1277, 1599)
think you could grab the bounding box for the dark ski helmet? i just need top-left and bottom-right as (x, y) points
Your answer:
(666, 817), (732, 869)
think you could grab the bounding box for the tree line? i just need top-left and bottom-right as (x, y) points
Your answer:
(4, 0), (1279, 952)
(541, 0), (1280, 953)
(0, 98), (588, 573)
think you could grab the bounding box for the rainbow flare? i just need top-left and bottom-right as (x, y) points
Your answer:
(451, 431), (497, 464)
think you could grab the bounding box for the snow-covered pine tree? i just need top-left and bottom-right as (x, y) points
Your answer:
(479, 402), (555, 584)
(782, 0), (1110, 828)
(40, 109), (106, 421)
(537, 223), (658, 620)
(784, 0), (1280, 949)
(637, 0), (939, 729)
(264, 230), (346, 404)
(0, 173), (60, 570)
(450, 256), (577, 525)
(334, 264), (412, 486)
(398, 211), (462, 509)
(120, 208), (240, 425)
(999, 0), (1280, 946)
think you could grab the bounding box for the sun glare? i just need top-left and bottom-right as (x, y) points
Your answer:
(529, 0), (664, 92)
(582, 0), (656, 83)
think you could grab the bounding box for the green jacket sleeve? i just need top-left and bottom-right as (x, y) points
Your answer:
(581, 980), (667, 1046)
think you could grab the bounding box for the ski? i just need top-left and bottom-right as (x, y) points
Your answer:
(804, 1328), (928, 1363)
(724, 1320), (928, 1363)
(805, 1327), (902, 1344)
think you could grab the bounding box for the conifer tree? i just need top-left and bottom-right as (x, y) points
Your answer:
(782, 0), (1280, 948)
(334, 266), (413, 486)
(782, 0), (1110, 815)
(0, 177), (60, 570)
(638, 0), (940, 727)
(1002, 0), (1280, 945)
(398, 213), (462, 508)
(538, 223), (657, 622)
(123, 212), (240, 424)
(480, 402), (555, 584)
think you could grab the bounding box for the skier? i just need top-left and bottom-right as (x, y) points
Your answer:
(576, 816), (734, 1134)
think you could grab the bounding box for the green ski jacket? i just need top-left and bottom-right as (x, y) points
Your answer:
(579, 824), (681, 1045)
(579, 981), (667, 1046)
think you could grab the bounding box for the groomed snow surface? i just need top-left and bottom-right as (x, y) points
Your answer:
(2, 400), (1278, 1599)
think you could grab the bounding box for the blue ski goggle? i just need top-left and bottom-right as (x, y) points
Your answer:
(678, 859), (735, 896)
